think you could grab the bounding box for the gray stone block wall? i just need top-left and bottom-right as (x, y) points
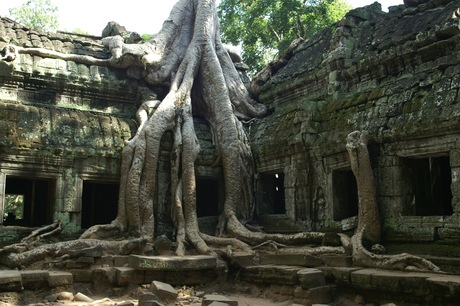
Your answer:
(250, 0), (460, 249)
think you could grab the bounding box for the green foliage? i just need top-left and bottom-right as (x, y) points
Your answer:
(8, 0), (59, 32)
(3, 194), (24, 220)
(141, 34), (153, 42)
(218, 0), (351, 74)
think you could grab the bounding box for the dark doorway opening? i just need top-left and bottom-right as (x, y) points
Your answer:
(4, 177), (55, 226)
(333, 169), (358, 221)
(81, 181), (119, 229)
(403, 156), (453, 216)
(196, 178), (219, 217)
(258, 173), (286, 215)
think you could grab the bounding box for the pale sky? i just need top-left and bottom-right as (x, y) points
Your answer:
(1, 0), (403, 36)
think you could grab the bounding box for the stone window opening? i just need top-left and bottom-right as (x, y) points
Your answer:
(257, 172), (286, 215)
(402, 156), (453, 216)
(81, 180), (119, 229)
(3, 176), (55, 227)
(196, 178), (220, 217)
(332, 169), (358, 221)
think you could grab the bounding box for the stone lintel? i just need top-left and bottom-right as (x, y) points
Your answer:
(129, 255), (216, 271)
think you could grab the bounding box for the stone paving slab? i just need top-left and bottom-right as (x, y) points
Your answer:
(297, 268), (326, 289)
(116, 267), (144, 286)
(129, 255), (216, 271)
(0, 270), (22, 292)
(260, 253), (323, 267)
(240, 265), (302, 285)
(47, 271), (73, 288)
(426, 274), (460, 297)
(20, 270), (48, 290)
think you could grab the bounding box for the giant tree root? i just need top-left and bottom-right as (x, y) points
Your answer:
(346, 131), (441, 272)
(351, 229), (441, 272)
(0, 237), (147, 269)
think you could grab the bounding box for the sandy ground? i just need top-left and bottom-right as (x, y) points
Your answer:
(0, 282), (307, 306)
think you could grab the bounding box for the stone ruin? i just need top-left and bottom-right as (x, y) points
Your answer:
(1, 0), (460, 305)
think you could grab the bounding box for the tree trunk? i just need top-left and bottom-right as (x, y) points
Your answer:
(347, 131), (440, 272)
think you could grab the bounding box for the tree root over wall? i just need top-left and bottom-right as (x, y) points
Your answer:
(0, 1), (442, 273)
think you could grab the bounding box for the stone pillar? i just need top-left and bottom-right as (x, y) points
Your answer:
(0, 171), (5, 224)
(450, 149), (460, 214)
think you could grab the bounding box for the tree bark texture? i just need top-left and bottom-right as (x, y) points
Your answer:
(346, 131), (440, 272)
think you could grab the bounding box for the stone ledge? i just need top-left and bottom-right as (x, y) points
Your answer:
(129, 255), (217, 271)
(260, 253), (323, 267)
(0, 270), (22, 292)
(239, 265), (303, 285)
(326, 267), (460, 300)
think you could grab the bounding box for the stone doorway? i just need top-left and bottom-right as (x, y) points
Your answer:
(81, 181), (119, 229)
(332, 169), (358, 221)
(257, 172), (286, 215)
(3, 176), (55, 226)
(402, 156), (453, 216)
(196, 178), (220, 218)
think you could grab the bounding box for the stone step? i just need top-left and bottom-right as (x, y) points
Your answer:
(256, 215), (305, 234)
(0, 270), (73, 292)
(239, 265), (327, 289)
(230, 252), (352, 269)
(259, 253), (323, 267)
(422, 255), (460, 274)
(129, 255), (216, 270)
(321, 267), (460, 303)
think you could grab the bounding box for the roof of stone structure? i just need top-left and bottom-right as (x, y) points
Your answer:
(251, 0), (460, 160)
(0, 16), (108, 58)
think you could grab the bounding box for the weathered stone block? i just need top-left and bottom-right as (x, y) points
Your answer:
(130, 255), (216, 271)
(320, 255), (352, 267)
(297, 268), (326, 289)
(20, 270), (47, 290)
(207, 302), (230, 306)
(138, 292), (160, 306)
(202, 294), (237, 306)
(150, 280), (177, 303)
(0, 270), (22, 292)
(116, 267), (144, 286)
(397, 272), (434, 295)
(260, 253), (323, 267)
(113, 255), (130, 267)
(92, 267), (116, 292)
(228, 252), (254, 267)
(369, 269), (403, 292)
(163, 269), (218, 286)
(323, 267), (361, 286)
(240, 265), (300, 285)
(350, 269), (375, 290)
(303, 286), (333, 304)
(47, 271), (73, 288)
(70, 269), (93, 283)
(427, 275), (460, 297)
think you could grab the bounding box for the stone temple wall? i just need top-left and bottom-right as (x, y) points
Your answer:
(0, 17), (219, 234)
(1, 0), (460, 256)
(251, 0), (460, 252)
(0, 18), (140, 228)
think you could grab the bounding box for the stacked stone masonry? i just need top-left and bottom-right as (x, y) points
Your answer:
(1, 0), (460, 286)
(250, 0), (460, 257)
